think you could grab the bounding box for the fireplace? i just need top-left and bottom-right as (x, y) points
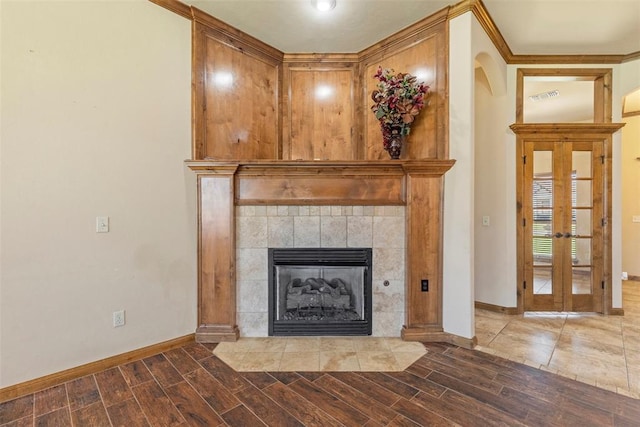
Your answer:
(187, 160), (455, 344)
(268, 248), (372, 336)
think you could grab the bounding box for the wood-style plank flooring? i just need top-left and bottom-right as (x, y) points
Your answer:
(2, 341), (639, 426)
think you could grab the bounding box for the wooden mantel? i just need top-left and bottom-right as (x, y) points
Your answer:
(186, 159), (456, 343)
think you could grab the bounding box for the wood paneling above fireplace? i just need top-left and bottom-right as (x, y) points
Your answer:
(190, 5), (449, 161)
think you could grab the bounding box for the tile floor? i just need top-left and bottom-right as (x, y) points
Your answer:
(217, 281), (640, 399)
(213, 337), (427, 372)
(475, 280), (640, 398)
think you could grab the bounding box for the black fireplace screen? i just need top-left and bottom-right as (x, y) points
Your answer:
(268, 248), (372, 336)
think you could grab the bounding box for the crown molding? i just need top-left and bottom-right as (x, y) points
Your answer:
(623, 51), (640, 63)
(191, 7), (284, 65)
(453, 0), (636, 65)
(148, 0), (191, 20)
(357, 6), (449, 63)
(448, 0), (512, 63)
(149, 0), (639, 65)
(508, 54), (626, 65)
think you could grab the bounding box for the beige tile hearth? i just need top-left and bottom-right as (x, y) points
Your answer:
(212, 337), (426, 372)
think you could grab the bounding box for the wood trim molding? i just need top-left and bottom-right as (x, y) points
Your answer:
(447, 0), (512, 63)
(475, 301), (518, 315)
(0, 335), (194, 403)
(460, 0), (633, 64)
(623, 51), (640, 63)
(149, 0), (638, 64)
(148, 0), (191, 20)
(509, 123), (625, 136)
(609, 308), (625, 316)
(186, 160), (456, 206)
(190, 7), (284, 64)
(404, 330), (477, 349)
(282, 53), (360, 64)
(187, 160), (456, 174)
(358, 7), (449, 63)
(509, 54), (626, 65)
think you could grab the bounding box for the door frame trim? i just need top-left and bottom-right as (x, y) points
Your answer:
(511, 123), (625, 314)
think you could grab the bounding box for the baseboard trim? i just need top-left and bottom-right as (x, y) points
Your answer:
(402, 327), (477, 349)
(475, 301), (519, 315)
(628, 275), (640, 282)
(0, 334), (195, 403)
(609, 308), (625, 316)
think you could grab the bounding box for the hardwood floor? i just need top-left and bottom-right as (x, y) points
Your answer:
(2, 341), (639, 426)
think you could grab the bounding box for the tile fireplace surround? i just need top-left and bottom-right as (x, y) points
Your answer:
(236, 204), (405, 337)
(186, 160), (460, 345)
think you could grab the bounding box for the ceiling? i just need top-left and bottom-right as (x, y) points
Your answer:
(182, 0), (640, 55)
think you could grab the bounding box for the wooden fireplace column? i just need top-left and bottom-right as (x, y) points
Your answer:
(187, 159), (455, 343)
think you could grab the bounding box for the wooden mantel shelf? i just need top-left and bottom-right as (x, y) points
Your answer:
(185, 159), (456, 174)
(186, 159), (456, 206)
(186, 158), (459, 344)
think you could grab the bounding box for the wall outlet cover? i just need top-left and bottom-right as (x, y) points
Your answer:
(113, 310), (125, 327)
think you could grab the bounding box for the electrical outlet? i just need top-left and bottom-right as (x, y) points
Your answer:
(421, 279), (429, 292)
(113, 310), (125, 327)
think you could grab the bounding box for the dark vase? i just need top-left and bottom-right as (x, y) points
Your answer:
(383, 126), (406, 159)
(386, 133), (404, 159)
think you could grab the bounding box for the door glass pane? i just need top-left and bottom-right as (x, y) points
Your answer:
(533, 209), (552, 237)
(533, 267), (552, 294)
(573, 266), (592, 294)
(574, 209), (592, 237)
(532, 150), (553, 295)
(572, 151), (592, 178)
(533, 151), (553, 176)
(533, 237), (553, 266)
(574, 237), (591, 265)
(574, 180), (592, 207)
(571, 149), (595, 297)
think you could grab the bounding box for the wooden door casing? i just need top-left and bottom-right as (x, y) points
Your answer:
(512, 123), (624, 314)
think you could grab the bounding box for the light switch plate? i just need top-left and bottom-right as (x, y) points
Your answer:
(96, 216), (109, 233)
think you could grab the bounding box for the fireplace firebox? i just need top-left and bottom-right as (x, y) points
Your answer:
(268, 248), (372, 336)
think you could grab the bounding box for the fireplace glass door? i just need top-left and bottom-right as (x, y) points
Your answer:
(269, 248), (372, 336)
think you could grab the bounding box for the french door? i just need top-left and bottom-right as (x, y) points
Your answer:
(522, 139), (604, 312)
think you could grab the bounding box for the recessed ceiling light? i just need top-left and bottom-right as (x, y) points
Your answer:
(311, 0), (336, 12)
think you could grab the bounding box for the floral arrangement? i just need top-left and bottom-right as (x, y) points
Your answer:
(371, 66), (429, 151)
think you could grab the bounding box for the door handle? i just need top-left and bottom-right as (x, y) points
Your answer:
(554, 232), (563, 238)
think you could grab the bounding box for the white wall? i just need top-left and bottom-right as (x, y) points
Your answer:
(620, 59), (640, 280)
(472, 43), (513, 307)
(622, 115), (640, 277)
(0, 0), (195, 387)
(444, 13), (475, 339)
